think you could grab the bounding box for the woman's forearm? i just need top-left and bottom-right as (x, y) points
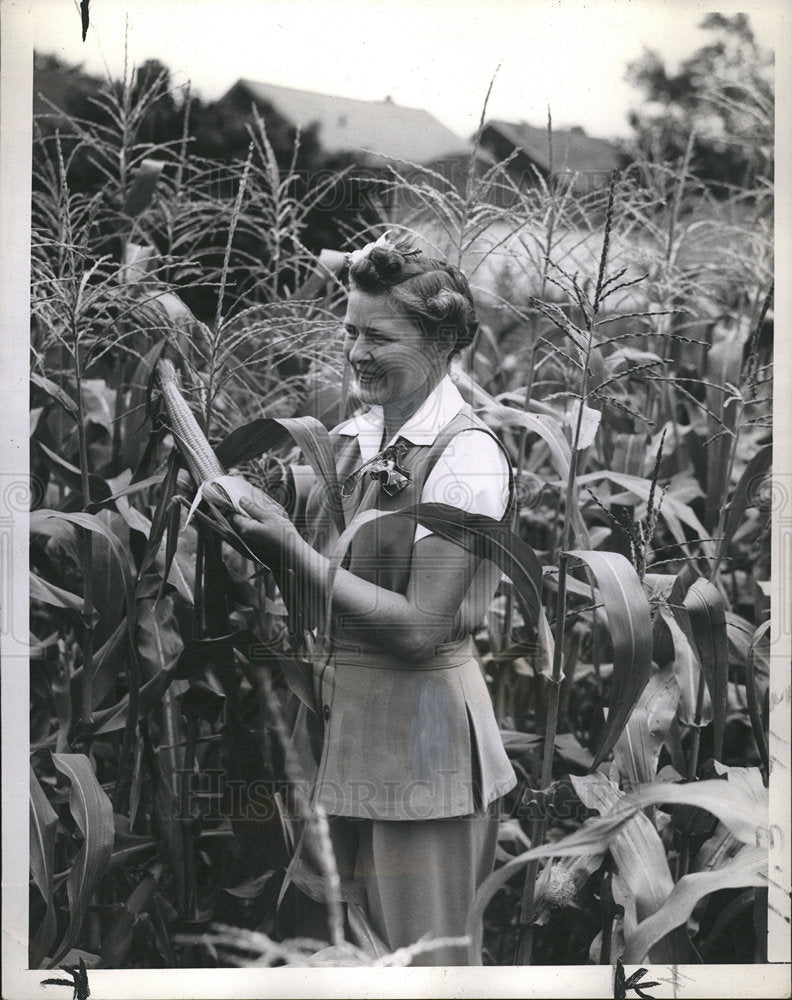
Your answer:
(278, 530), (458, 663)
(232, 498), (474, 663)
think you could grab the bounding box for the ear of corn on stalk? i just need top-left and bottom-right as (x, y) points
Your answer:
(158, 358), (277, 518)
(158, 358), (225, 483)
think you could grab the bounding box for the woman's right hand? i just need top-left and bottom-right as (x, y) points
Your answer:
(230, 495), (295, 562)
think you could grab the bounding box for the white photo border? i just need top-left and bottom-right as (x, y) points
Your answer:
(2, 1), (790, 996)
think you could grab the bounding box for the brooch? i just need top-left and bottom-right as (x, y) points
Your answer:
(341, 441), (412, 498)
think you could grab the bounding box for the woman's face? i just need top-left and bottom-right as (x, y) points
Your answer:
(343, 289), (443, 405)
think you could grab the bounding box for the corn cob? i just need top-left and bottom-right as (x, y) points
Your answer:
(158, 358), (225, 483)
(157, 358), (280, 518)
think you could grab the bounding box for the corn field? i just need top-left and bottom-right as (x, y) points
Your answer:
(26, 59), (776, 975)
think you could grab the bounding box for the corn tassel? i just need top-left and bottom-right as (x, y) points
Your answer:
(157, 358), (277, 518)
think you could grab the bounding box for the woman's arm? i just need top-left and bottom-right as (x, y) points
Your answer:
(231, 496), (477, 665)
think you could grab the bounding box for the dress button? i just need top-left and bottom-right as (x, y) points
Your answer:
(323, 704), (331, 721)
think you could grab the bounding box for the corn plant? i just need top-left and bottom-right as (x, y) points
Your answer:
(29, 53), (773, 970)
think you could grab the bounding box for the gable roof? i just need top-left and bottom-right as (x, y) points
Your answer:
(483, 119), (622, 175)
(232, 79), (472, 164)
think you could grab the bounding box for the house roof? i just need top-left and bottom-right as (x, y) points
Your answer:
(232, 79), (472, 164)
(483, 119), (622, 175)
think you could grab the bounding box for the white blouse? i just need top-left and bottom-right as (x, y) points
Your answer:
(335, 374), (510, 542)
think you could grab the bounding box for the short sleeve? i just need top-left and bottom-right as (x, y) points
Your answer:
(415, 429), (510, 543)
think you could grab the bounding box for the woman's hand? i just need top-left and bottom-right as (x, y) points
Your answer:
(230, 494), (295, 562)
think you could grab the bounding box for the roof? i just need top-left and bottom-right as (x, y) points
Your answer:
(232, 79), (472, 164)
(483, 119), (622, 175)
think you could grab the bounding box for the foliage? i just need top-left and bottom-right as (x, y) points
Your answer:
(28, 39), (773, 971)
(625, 13), (774, 194)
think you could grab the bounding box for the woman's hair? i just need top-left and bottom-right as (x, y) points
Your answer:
(346, 235), (478, 355)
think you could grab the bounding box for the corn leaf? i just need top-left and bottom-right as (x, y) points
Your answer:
(216, 415), (345, 535)
(34, 440), (113, 505)
(692, 820), (744, 873)
(566, 550), (653, 768)
(465, 808), (639, 962)
(48, 754), (115, 966)
(611, 432), (648, 476)
(118, 240), (156, 283)
(89, 618), (130, 709)
(223, 871), (276, 898)
(613, 664), (680, 788)
(106, 826), (158, 873)
(684, 578), (729, 758)
(469, 766), (769, 960)
(622, 846), (767, 963)
(80, 379), (116, 434)
(658, 607), (712, 727)
(30, 371), (79, 419)
(632, 768), (768, 845)
(136, 450), (181, 582)
(573, 774), (675, 929)
(325, 503), (547, 651)
(725, 610), (754, 665)
(137, 597), (184, 681)
(478, 400), (571, 481)
(30, 766), (60, 968)
(577, 470), (714, 558)
(31, 509), (140, 663)
(717, 442), (772, 567)
(465, 782), (672, 963)
(140, 729), (187, 910)
(704, 320), (748, 531)
(29, 572), (85, 614)
(91, 650), (183, 734)
(543, 392), (602, 450)
(119, 340), (167, 473)
(479, 402), (591, 547)
(83, 511), (130, 647)
(500, 730), (594, 771)
(746, 619), (771, 775)
(100, 863), (164, 967)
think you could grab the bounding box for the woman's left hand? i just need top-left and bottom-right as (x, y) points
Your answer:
(230, 494), (295, 561)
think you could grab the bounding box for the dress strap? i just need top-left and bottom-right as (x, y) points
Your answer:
(418, 404), (515, 524)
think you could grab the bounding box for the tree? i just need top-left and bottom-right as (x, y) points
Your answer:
(625, 13), (773, 194)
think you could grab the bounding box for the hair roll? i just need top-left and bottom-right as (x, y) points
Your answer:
(347, 236), (478, 355)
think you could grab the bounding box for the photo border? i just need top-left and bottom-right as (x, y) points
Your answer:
(2, 2), (790, 996)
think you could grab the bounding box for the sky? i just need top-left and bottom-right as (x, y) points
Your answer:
(19, 0), (786, 141)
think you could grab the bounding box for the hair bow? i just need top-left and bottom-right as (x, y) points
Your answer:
(346, 231), (394, 269)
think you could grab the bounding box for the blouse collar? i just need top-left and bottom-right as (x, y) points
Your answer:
(337, 374), (467, 464)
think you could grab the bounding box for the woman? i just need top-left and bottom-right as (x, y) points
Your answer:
(232, 233), (516, 965)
